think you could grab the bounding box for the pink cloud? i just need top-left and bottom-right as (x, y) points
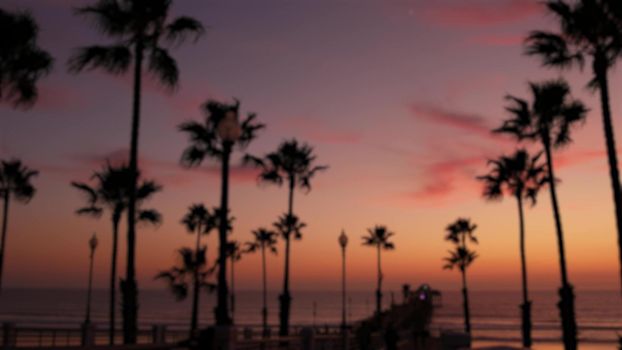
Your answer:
(410, 103), (502, 142)
(420, 0), (541, 28)
(72, 148), (132, 168)
(402, 148), (609, 206)
(467, 34), (524, 47)
(70, 148), (259, 187)
(410, 156), (483, 201)
(556, 149), (606, 169)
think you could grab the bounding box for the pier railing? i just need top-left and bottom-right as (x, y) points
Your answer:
(0, 322), (359, 349)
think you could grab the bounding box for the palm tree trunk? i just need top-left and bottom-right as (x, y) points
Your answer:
(460, 269), (471, 334)
(85, 248), (95, 324)
(216, 142), (232, 326)
(376, 245), (382, 315)
(516, 196), (532, 348)
(341, 246), (346, 331)
(261, 245), (268, 338)
(543, 140), (577, 350)
(122, 38), (144, 345)
(230, 255), (236, 322)
(0, 192), (10, 293)
(279, 177), (295, 337)
(109, 212), (120, 345)
(594, 60), (622, 297)
(190, 224), (202, 336)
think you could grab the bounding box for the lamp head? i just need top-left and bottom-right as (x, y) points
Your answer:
(338, 229), (348, 248)
(89, 233), (98, 251)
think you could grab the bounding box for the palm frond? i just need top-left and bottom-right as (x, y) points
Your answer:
(166, 16), (205, 44)
(74, 0), (132, 37)
(68, 45), (131, 74)
(137, 209), (162, 226)
(148, 47), (178, 89)
(0, 8), (53, 107)
(525, 31), (583, 69)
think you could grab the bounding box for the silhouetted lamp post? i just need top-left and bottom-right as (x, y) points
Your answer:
(215, 110), (242, 325)
(338, 230), (348, 333)
(85, 233), (98, 325)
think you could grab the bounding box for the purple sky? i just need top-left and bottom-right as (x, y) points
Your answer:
(2, 0), (622, 293)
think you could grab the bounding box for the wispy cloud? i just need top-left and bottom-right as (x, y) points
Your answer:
(410, 103), (501, 142)
(70, 148), (259, 187)
(467, 34), (524, 47)
(409, 155), (483, 201)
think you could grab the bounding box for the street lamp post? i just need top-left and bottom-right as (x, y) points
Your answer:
(85, 233), (98, 325)
(215, 109), (242, 326)
(338, 230), (348, 333)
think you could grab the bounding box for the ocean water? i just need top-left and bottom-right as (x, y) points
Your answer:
(0, 289), (621, 345)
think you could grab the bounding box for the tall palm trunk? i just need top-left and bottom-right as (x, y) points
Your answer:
(85, 246), (95, 324)
(543, 139), (577, 350)
(190, 223), (202, 336)
(375, 244), (382, 315)
(230, 254), (236, 321)
(109, 211), (121, 345)
(341, 246), (346, 331)
(261, 245), (268, 337)
(516, 195), (532, 347)
(122, 39), (144, 345)
(594, 56), (622, 297)
(460, 268), (471, 334)
(216, 142), (232, 325)
(279, 176), (295, 337)
(0, 192), (10, 292)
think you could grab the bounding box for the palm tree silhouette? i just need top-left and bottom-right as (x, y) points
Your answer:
(272, 212), (307, 331)
(156, 247), (215, 336)
(245, 139), (327, 336)
(69, 1), (203, 341)
(71, 163), (161, 345)
(478, 149), (547, 347)
(226, 240), (243, 320)
(496, 79), (587, 350)
(0, 159), (38, 292)
(361, 225), (395, 316)
(0, 8), (53, 108)
(525, 0), (622, 300)
(179, 99), (263, 325)
(443, 218), (478, 334)
(245, 227), (278, 337)
(180, 204), (216, 336)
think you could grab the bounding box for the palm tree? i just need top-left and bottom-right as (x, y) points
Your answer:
(245, 227), (278, 337)
(477, 149), (547, 347)
(525, 0), (622, 297)
(443, 218), (478, 334)
(361, 225), (395, 316)
(226, 240), (243, 320)
(496, 79), (587, 350)
(180, 204), (216, 336)
(0, 159), (38, 291)
(245, 139), (327, 336)
(71, 163), (162, 345)
(179, 99), (263, 325)
(69, 1), (203, 341)
(85, 234), (99, 325)
(156, 247), (215, 336)
(0, 8), (53, 108)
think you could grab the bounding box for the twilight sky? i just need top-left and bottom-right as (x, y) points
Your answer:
(2, 0), (621, 293)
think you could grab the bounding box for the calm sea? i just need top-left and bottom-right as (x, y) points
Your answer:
(0, 289), (621, 346)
